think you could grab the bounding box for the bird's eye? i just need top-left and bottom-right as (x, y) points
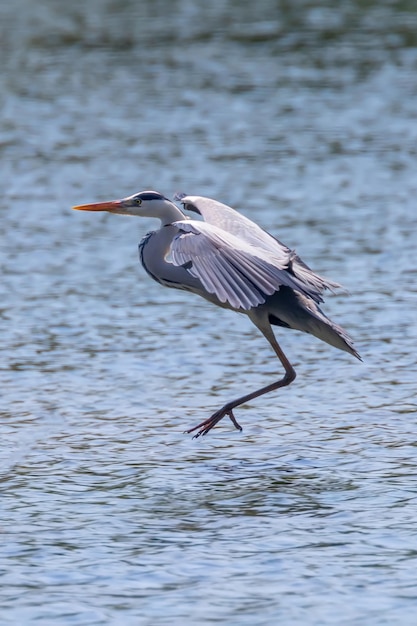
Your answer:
(134, 197), (142, 206)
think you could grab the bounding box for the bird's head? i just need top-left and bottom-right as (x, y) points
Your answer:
(72, 190), (185, 224)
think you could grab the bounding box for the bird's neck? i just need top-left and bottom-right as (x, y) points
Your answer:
(140, 225), (199, 289)
(158, 202), (186, 226)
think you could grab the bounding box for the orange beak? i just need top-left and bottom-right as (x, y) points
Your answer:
(72, 200), (123, 212)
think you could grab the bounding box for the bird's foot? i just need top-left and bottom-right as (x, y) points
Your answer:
(185, 408), (242, 439)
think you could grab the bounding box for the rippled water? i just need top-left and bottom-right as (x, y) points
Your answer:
(1, 1), (417, 624)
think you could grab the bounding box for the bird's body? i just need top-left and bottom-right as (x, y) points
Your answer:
(73, 190), (360, 437)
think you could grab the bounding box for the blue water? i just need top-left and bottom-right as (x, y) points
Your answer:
(1, 1), (417, 624)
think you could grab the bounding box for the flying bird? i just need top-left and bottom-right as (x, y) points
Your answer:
(73, 191), (360, 438)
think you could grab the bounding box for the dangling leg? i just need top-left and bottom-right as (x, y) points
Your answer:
(186, 314), (296, 438)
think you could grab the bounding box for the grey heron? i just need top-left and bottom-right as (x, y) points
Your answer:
(73, 191), (360, 438)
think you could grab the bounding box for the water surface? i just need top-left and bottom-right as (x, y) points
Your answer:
(1, 1), (417, 624)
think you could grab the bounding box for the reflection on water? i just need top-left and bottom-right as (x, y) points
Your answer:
(1, 0), (417, 624)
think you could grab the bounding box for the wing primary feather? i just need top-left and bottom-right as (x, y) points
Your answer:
(211, 256), (263, 309)
(222, 261), (264, 308)
(227, 249), (282, 295)
(173, 231), (264, 308)
(170, 219), (330, 308)
(175, 197), (343, 300)
(195, 253), (234, 305)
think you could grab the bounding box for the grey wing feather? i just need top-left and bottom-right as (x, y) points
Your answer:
(174, 193), (288, 258)
(170, 220), (332, 310)
(288, 251), (342, 295)
(174, 193), (342, 297)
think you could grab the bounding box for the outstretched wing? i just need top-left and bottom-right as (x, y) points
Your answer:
(174, 193), (287, 256)
(170, 220), (332, 310)
(174, 193), (342, 297)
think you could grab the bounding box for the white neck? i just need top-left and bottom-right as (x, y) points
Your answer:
(158, 201), (187, 226)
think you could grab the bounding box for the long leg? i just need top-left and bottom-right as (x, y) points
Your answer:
(186, 315), (296, 438)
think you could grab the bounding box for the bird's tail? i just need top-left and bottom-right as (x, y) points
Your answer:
(267, 288), (361, 360)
